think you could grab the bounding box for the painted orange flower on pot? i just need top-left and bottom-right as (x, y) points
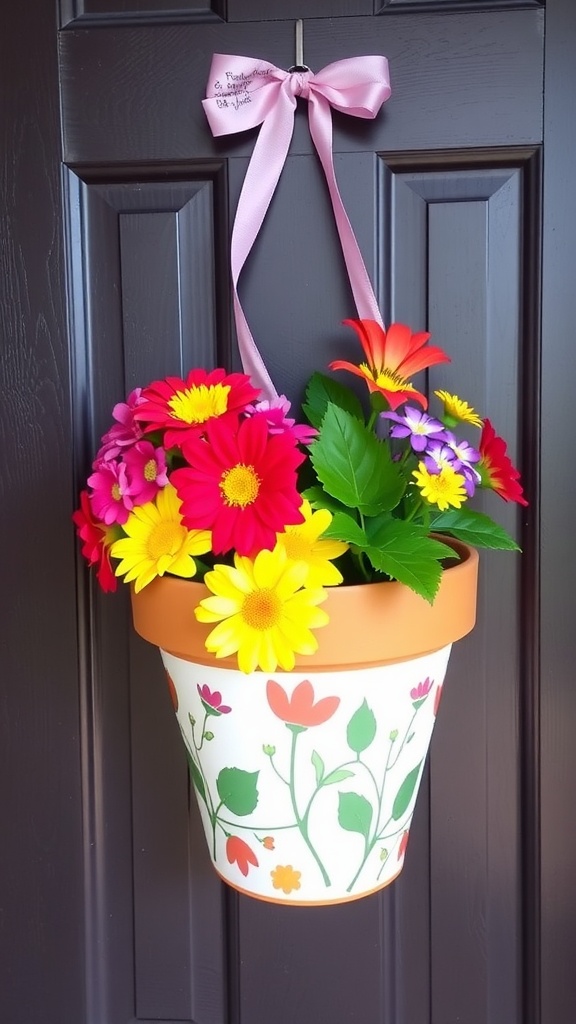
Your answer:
(266, 679), (340, 729)
(271, 864), (301, 895)
(226, 835), (259, 877)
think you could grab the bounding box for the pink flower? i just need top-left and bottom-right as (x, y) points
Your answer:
(197, 684), (231, 715)
(122, 441), (169, 503)
(87, 459), (138, 525)
(245, 395), (318, 445)
(96, 388), (146, 461)
(410, 677), (433, 708)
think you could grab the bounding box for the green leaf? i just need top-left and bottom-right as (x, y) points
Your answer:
(338, 791), (373, 839)
(311, 750), (325, 786)
(346, 699), (377, 753)
(364, 519), (455, 603)
(310, 405), (406, 516)
(186, 752), (206, 806)
(301, 485), (349, 516)
(216, 767), (259, 816)
(322, 768), (355, 786)
(392, 762), (423, 821)
(429, 508), (520, 551)
(303, 372), (364, 428)
(322, 511), (367, 547)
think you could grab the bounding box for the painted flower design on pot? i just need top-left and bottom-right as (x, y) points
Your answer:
(197, 684), (232, 716)
(410, 677), (433, 710)
(226, 835), (259, 877)
(266, 679), (340, 732)
(271, 864), (301, 895)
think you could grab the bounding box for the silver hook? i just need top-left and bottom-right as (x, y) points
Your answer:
(289, 19), (310, 73)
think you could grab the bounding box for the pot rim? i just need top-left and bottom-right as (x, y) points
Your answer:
(130, 537), (478, 670)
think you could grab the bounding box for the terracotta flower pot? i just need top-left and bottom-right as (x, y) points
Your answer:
(131, 539), (478, 905)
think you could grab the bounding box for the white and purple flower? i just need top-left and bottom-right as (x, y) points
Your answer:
(381, 406), (447, 452)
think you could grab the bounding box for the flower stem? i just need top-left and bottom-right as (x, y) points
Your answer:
(287, 728), (331, 887)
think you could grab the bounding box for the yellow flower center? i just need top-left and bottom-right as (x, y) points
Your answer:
(359, 363), (415, 393)
(242, 589), (282, 631)
(168, 383), (230, 424)
(220, 464), (261, 508)
(146, 520), (184, 560)
(144, 459), (157, 482)
(111, 483), (122, 501)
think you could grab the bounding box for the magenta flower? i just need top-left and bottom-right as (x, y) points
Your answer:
(122, 440), (169, 504)
(197, 684), (232, 716)
(410, 677), (433, 708)
(87, 459), (138, 525)
(96, 388), (146, 461)
(245, 395), (318, 445)
(381, 406), (447, 452)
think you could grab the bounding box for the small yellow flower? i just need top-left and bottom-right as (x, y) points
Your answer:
(195, 545), (328, 674)
(271, 864), (301, 895)
(110, 484), (211, 592)
(276, 500), (348, 587)
(412, 462), (467, 512)
(434, 390), (483, 428)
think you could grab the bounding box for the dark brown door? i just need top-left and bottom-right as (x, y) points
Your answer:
(2, 1), (575, 1022)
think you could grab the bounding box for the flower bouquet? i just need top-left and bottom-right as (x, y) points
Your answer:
(73, 317), (525, 905)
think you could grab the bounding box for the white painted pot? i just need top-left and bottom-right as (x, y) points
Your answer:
(161, 649), (451, 905)
(131, 539), (478, 905)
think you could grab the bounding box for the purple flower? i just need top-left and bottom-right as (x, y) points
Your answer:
(245, 395), (318, 445)
(122, 441), (169, 504)
(96, 388), (147, 462)
(381, 406), (447, 452)
(423, 440), (458, 474)
(440, 431), (481, 496)
(197, 684), (232, 716)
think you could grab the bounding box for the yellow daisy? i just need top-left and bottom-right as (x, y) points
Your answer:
(434, 390), (483, 428)
(195, 545), (329, 674)
(110, 483), (211, 592)
(412, 462), (467, 512)
(275, 500), (348, 587)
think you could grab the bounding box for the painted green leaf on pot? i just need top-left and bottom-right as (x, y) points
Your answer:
(311, 749), (325, 786)
(322, 768), (355, 787)
(186, 751), (206, 805)
(338, 791), (373, 839)
(346, 699), (377, 753)
(392, 762), (423, 821)
(216, 767), (259, 816)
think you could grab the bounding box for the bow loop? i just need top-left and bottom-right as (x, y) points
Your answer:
(203, 52), (391, 400)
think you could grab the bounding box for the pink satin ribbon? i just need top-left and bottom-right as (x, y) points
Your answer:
(203, 53), (391, 399)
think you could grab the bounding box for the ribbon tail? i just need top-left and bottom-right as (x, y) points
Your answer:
(307, 93), (383, 327)
(230, 88), (298, 400)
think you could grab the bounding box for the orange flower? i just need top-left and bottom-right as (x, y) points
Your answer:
(266, 679), (340, 729)
(262, 836), (275, 850)
(329, 320), (450, 411)
(226, 835), (259, 877)
(271, 864), (301, 894)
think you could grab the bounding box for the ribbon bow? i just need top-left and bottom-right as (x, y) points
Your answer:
(203, 54), (391, 399)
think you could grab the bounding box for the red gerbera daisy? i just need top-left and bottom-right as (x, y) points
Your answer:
(72, 490), (118, 592)
(330, 319), (450, 411)
(172, 414), (305, 557)
(478, 419), (528, 506)
(134, 368), (260, 449)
